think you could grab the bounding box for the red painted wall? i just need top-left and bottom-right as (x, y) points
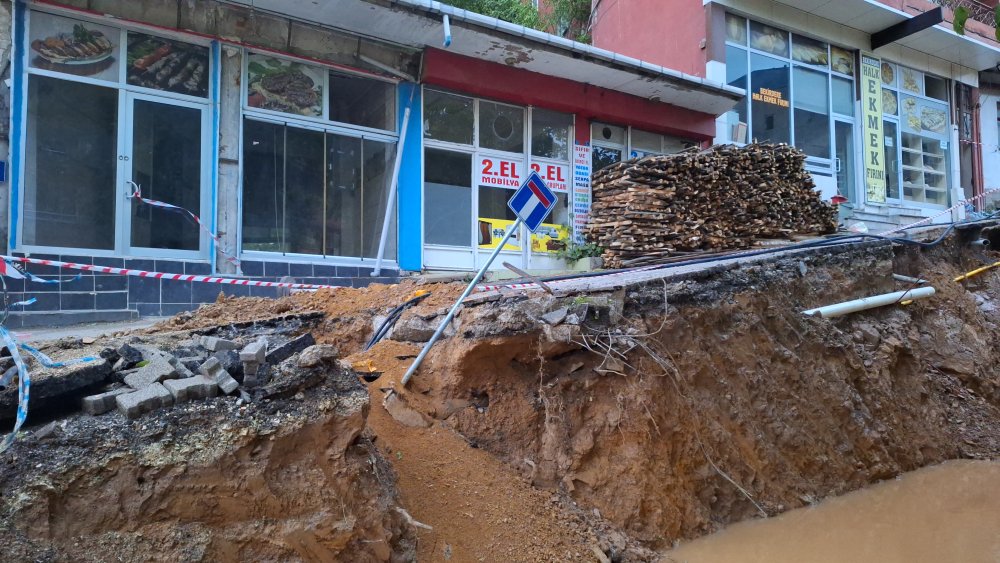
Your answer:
(591, 0), (709, 76)
(421, 48), (718, 141)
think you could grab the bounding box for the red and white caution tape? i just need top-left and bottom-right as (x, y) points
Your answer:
(128, 181), (241, 270)
(882, 187), (1000, 236)
(2, 256), (344, 291)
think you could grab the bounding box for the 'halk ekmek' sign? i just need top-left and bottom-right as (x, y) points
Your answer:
(861, 53), (886, 203)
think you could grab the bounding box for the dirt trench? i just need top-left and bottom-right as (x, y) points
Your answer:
(376, 240), (1000, 554)
(0, 357), (416, 562)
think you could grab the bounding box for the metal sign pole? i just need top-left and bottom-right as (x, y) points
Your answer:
(401, 218), (522, 386)
(372, 93), (414, 277)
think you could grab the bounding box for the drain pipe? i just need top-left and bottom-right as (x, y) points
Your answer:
(802, 287), (936, 318)
(892, 274), (927, 284)
(969, 239), (990, 247)
(442, 14), (452, 47)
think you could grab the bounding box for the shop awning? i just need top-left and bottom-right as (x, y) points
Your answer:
(764, 0), (1000, 71)
(221, 0), (744, 116)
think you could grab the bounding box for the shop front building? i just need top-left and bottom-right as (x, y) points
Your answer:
(3, 0), (741, 324)
(591, 0), (1000, 230)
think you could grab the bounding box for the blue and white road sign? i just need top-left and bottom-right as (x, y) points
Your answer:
(507, 171), (557, 233)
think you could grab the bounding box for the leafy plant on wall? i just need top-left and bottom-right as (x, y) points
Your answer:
(443, 0), (593, 43)
(953, 5), (969, 35)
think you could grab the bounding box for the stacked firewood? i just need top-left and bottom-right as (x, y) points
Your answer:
(584, 143), (837, 268)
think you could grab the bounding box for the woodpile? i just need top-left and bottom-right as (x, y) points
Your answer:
(584, 143), (837, 268)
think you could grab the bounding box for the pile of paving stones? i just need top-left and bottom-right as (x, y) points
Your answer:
(82, 331), (316, 420)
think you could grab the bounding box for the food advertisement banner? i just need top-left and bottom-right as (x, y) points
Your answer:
(127, 33), (209, 97)
(572, 144), (592, 244)
(861, 53), (886, 204)
(479, 156), (524, 188)
(247, 54), (324, 117)
(477, 218), (521, 251)
(529, 161), (570, 192)
(900, 95), (948, 139)
(477, 217), (569, 254)
(30, 12), (118, 81)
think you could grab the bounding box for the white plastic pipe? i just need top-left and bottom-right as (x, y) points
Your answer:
(442, 14), (452, 47)
(802, 287), (936, 318)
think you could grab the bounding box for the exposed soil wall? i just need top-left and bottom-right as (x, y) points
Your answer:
(395, 242), (1000, 552)
(0, 362), (416, 562)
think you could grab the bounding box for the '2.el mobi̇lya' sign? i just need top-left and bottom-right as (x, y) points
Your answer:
(861, 53), (886, 203)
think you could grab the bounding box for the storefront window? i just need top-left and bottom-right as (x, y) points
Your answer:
(22, 10), (212, 256)
(750, 53), (790, 145)
(24, 76), (118, 250)
(725, 15), (854, 174)
(882, 61), (950, 206)
(792, 66), (829, 158)
(329, 71), (396, 131)
(424, 148), (472, 246)
(531, 108), (572, 160)
(479, 101), (524, 153)
(832, 77), (854, 116)
(424, 89), (474, 144)
(726, 44), (749, 142)
(630, 129), (662, 156)
(241, 120), (395, 257)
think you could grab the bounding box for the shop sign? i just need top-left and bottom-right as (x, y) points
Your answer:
(861, 53), (886, 203)
(572, 144), (592, 244)
(479, 156), (523, 188)
(529, 162), (570, 192)
(751, 87), (790, 108)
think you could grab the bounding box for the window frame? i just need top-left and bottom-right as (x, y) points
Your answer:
(879, 61), (952, 208)
(17, 6), (216, 259)
(724, 14), (856, 175)
(421, 87), (576, 265)
(241, 49), (399, 137)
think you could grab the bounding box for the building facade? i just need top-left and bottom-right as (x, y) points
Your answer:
(592, 0), (1000, 229)
(0, 0), (741, 325)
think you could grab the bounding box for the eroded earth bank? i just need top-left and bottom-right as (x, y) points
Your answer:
(2, 234), (1000, 561)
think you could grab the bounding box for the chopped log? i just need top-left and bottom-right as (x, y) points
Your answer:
(584, 143), (837, 268)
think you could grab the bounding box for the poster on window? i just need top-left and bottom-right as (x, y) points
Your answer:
(477, 217), (521, 251)
(530, 223), (571, 253)
(29, 11), (119, 81)
(572, 144), (592, 245)
(246, 54), (324, 117)
(529, 161), (570, 192)
(126, 32), (209, 97)
(861, 53), (886, 203)
(478, 156), (524, 188)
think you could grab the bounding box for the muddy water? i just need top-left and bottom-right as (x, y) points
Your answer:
(662, 460), (1000, 563)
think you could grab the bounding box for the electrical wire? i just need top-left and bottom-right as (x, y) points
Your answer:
(365, 292), (431, 351)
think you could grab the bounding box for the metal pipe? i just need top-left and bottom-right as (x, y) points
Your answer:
(442, 14), (452, 47)
(401, 219), (522, 386)
(371, 99), (412, 277)
(892, 273), (928, 284)
(802, 287), (936, 318)
(969, 238), (990, 247)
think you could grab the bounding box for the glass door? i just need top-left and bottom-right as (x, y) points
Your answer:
(475, 152), (528, 270)
(834, 120), (855, 204)
(122, 93), (209, 258)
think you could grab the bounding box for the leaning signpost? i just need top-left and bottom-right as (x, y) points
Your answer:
(401, 171), (558, 386)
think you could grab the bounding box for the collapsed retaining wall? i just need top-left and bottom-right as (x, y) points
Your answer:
(399, 241), (1000, 551)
